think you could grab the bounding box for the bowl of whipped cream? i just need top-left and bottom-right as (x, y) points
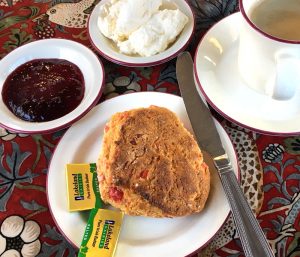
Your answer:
(88, 0), (194, 66)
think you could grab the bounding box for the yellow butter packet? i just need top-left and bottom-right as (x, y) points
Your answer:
(78, 208), (124, 257)
(66, 163), (103, 211)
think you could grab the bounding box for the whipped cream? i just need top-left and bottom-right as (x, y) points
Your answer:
(98, 0), (162, 42)
(118, 9), (188, 57)
(97, 0), (188, 57)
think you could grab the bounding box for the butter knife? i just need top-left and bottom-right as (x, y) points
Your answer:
(176, 52), (274, 257)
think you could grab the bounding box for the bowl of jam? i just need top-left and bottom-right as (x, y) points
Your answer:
(0, 39), (105, 133)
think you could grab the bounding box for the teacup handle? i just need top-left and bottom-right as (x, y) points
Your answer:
(271, 52), (300, 100)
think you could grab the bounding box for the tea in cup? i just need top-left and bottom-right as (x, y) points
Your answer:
(238, 0), (300, 100)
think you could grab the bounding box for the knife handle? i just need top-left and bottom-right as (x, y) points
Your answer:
(216, 159), (274, 257)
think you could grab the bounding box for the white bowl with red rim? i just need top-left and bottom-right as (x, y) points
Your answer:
(88, 0), (194, 67)
(0, 39), (105, 134)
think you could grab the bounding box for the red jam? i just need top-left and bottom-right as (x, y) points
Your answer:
(109, 187), (124, 202)
(139, 170), (149, 179)
(2, 58), (85, 122)
(104, 125), (110, 133)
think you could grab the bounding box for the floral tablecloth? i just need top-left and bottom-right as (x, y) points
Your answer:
(1, 0), (300, 256)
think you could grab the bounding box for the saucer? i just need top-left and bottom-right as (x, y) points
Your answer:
(194, 12), (300, 135)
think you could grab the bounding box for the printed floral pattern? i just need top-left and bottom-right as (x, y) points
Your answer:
(0, 128), (28, 141)
(262, 143), (285, 163)
(1, 0), (300, 257)
(0, 216), (41, 257)
(104, 75), (141, 99)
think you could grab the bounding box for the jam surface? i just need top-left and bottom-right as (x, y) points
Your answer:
(2, 58), (85, 122)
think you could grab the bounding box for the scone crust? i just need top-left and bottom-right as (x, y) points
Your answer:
(98, 106), (210, 217)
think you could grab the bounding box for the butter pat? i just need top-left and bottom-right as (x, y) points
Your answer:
(66, 163), (103, 211)
(78, 208), (124, 257)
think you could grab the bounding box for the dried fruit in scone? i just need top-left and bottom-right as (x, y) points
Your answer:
(97, 105), (210, 218)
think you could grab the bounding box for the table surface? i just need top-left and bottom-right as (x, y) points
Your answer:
(1, 0), (300, 256)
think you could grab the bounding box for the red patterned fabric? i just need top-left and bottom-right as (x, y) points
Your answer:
(1, 1), (300, 257)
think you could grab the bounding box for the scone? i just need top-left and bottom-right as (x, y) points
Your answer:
(97, 105), (210, 218)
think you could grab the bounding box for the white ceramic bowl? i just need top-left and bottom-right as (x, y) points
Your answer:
(0, 39), (105, 134)
(88, 0), (194, 67)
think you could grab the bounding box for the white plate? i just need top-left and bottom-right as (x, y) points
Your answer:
(47, 92), (238, 257)
(194, 12), (300, 135)
(88, 0), (194, 67)
(0, 39), (104, 134)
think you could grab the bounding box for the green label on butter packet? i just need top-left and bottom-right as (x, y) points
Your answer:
(78, 208), (124, 257)
(66, 163), (103, 211)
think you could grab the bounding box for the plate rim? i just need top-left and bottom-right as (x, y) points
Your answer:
(46, 92), (240, 256)
(0, 38), (105, 134)
(87, 0), (195, 67)
(194, 12), (300, 136)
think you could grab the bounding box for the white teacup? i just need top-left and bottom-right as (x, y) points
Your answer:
(238, 0), (300, 100)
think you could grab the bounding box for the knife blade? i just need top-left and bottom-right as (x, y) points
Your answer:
(176, 52), (274, 257)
